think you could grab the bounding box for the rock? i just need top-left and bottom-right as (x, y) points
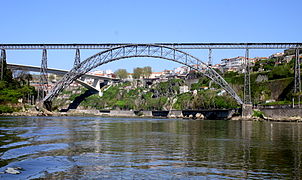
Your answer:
(231, 116), (241, 120)
(169, 114), (176, 118)
(5, 167), (21, 174)
(189, 114), (193, 118)
(177, 113), (184, 118)
(195, 113), (205, 120)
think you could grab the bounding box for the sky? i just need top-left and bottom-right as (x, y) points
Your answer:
(1, 0), (302, 73)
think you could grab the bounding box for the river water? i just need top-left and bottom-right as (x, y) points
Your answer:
(0, 116), (301, 179)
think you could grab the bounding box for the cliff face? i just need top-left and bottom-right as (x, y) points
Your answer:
(230, 75), (294, 105)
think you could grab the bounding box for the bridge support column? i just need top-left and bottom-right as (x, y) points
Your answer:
(0, 49), (6, 80)
(74, 49), (81, 67)
(39, 49), (48, 101)
(294, 48), (301, 107)
(208, 48), (212, 66)
(244, 48), (251, 104)
(242, 104), (253, 119)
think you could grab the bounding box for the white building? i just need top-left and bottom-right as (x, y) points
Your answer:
(149, 72), (164, 79)
(179, 85), (189, 94)
(221, 56), (245, 71)
(174, 66), (189, 75)
(269, 52), (284, 59)
(89, 69), (114, 78)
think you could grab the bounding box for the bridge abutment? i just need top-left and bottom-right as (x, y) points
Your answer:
(242, 104), (253, 119)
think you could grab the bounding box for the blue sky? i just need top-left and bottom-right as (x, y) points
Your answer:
(1, 0), (302, 72)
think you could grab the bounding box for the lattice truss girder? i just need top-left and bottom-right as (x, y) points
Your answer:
(39, 49), (48, 99)
(74, 49), (81, 67)
(1, 43), (302, 50)
(294, 48), (301, 93)
(43, 45), (244, 105)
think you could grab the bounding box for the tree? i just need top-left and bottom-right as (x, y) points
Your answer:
(114, 69), (128, 79)
(142, 66), (152, 78)
(133, 67), (143, 79)
(133, 66), (152, 79)
(14, 71), (32, 85)
(0, 57), (13, 82)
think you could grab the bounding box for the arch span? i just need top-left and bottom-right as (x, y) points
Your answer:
(43, 44), (243, 109)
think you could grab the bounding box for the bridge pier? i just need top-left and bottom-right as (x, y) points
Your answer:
(0, 49), (6, 80)
(39, 49), (48, 100)
(242, 104), (253, 119)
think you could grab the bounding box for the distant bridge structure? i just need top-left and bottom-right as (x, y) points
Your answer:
(1, 43), (301, 117)
(6, 63), (117, 96)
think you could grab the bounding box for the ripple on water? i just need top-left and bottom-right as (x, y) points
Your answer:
(1, 143), (69, 160)
(0, 117), (301, 179)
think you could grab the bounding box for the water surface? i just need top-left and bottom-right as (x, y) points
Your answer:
(0, 116), (301, 179)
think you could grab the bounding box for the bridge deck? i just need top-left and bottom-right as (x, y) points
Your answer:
(0, 43), (301, 50)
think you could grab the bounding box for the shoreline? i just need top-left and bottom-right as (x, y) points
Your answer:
(1, 110), (302, 122)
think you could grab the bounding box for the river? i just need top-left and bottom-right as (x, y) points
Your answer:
(0, 116), (301, 179)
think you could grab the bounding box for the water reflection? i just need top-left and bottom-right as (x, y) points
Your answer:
(0, 117), (301, 179)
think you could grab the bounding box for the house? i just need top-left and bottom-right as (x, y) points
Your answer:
(179, 85), (189, 94)
(221, 56), (255, 72)
(221, 56), (245, 72)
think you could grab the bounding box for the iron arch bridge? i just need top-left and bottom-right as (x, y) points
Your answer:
(43, 44), (243, 109)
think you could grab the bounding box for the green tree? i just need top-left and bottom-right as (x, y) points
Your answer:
(114, 69), (128, 79)
(0, 57), (13, 82)
(142, 66), (152, 78)
(263, 59), (275, 71)
(133, 67), (143, 79)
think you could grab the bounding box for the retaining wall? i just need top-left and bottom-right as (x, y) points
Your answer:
(260, 108), (302, 118)
(110, 110), (136, 117)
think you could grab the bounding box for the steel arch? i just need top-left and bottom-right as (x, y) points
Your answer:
(43, 44), (243, 108)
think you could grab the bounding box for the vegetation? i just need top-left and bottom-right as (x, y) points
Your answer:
(114, 69), (128, 79)
(133, 66), (152, 79)
(74, 77), (239, 111)
(0, 62), (36, 113)
(252, 110), (265, 119)
(191, 77), (210, 90)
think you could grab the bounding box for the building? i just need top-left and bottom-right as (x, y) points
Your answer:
(89, 70), (114, 78)
(221, 56), (245, 72)
(269, 52), (284, 59)
(221, 56), (256, 72)
(149, 72), (164, 79)
(179, 85), (189, 94)
(174, 66), (189, 75)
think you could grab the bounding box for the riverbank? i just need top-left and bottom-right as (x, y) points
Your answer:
(1, 109), (234, 119)
(2, 108), (302, 122)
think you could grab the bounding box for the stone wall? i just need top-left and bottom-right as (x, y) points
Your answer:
(110, 110), (136, 117)
(260, 108), (302, 118)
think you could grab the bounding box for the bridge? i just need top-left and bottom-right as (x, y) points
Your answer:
(6, 63), (118, 95)
(6, 63), (117, 80)
(1, 43), (301, 118)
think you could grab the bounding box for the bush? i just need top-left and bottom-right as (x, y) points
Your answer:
(0, 105), (14, 114)
(252, 110), (264, 118)
(268, 65), (292, 80)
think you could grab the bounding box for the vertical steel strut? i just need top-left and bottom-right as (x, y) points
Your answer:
(294, 48), (301, 106)
(74, 49), (81, 67)
(208, 48), (212, 66)
(39, 49), (48, 100)
(244, 48), (251, 104)
(0, 49), (6, 80)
